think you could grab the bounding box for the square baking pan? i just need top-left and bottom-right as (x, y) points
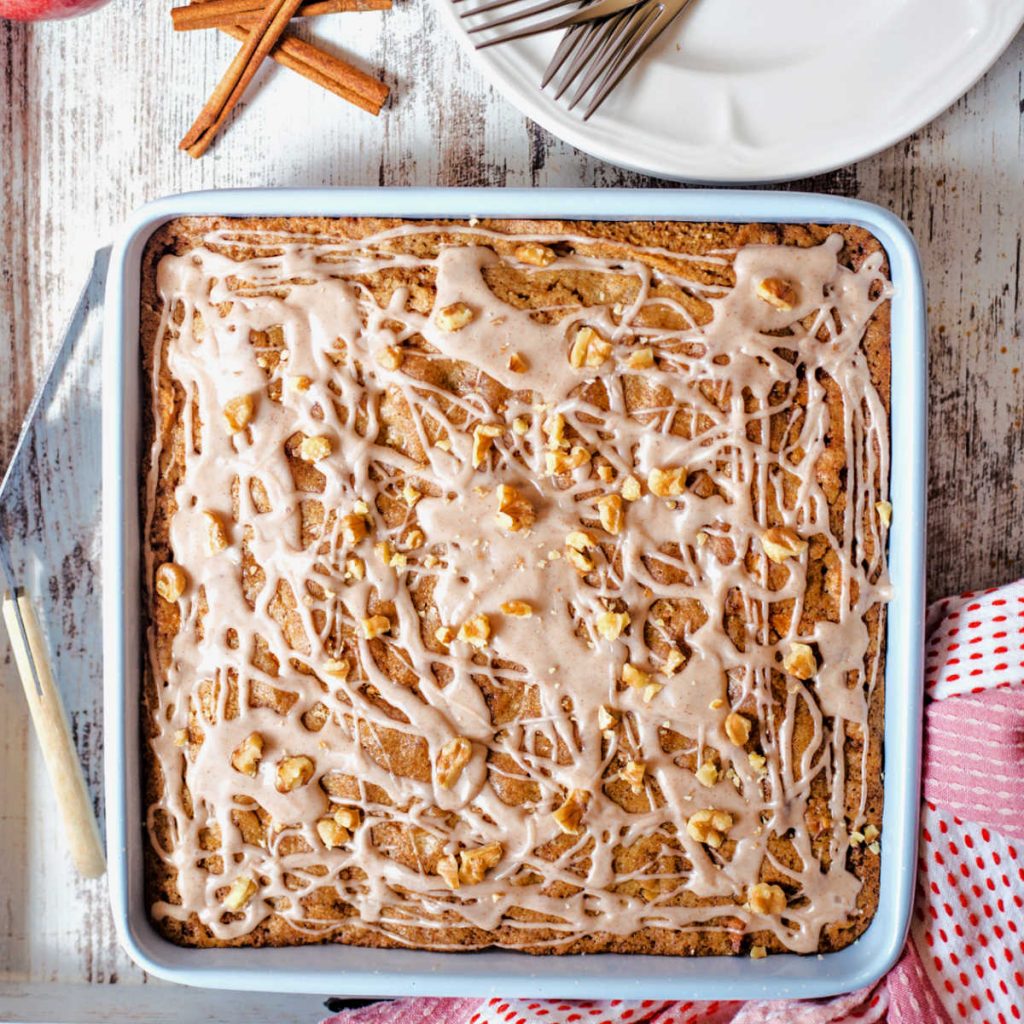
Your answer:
(102, 187), (926, 1000)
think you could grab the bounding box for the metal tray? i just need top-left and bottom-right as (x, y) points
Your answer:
(102, 187), (927, 1000)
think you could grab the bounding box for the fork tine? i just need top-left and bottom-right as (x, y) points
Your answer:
(565, 7), (643, 108)
(468, 0), (641, 47)
(541, 22), (588, 88)
(461, 0), (567, 24)
(582, 2), (670, 119)
(549, 16), (619, 98)
(466, 0), (580, 35)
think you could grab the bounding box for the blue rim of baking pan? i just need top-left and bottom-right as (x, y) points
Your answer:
(103, 188), (926, 1000)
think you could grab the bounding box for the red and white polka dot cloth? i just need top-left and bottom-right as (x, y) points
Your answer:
(324, 583), (1024, 1024)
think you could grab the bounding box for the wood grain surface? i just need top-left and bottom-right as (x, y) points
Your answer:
(0, 3), (1022, 1017)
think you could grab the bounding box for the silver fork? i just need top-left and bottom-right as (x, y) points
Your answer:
(545, 0), (696, 119)
(459, 0), (644, 49)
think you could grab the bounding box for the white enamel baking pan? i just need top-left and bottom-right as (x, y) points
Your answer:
(103, 188), (926, 999)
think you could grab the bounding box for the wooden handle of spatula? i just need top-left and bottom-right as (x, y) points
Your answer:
(2, 590), (106, 878)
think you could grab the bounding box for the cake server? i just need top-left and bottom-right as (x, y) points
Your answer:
(0, 245), (109, 880)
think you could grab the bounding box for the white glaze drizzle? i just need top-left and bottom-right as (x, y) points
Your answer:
(144, 221), (891, 954)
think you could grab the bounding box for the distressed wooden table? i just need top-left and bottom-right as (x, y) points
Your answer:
(1, 4), (1022, 1019)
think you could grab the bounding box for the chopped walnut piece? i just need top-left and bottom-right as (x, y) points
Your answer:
(864, 823), (880, 843)
(405, 528), (425, 549)
(434, 625), (455, 645)
(596, 610), (630, 642)
(288, 374), (311, 392)
(725, 712), (751, 747)
(402, 482), (421, 507)
(223, 393), (254, 433)
(783, 641), (816, 680)
(334, 806), (361, 830)
(695, 762), (719, 788)
(647, 466), (687, 497)
(299, 434), (332, 462)
(173, 728), (188, 748)
(471, 423), (502, 469)
(597, 493), (624, 535)
(620, 476), (642, 503)
(542, 412), (567, 449)
(662, 648), (686, 675)
(223, 875), (258, 911)
(622, 663), (650, 689)
(361, 614), (391, 639)
(231, 732), (264, 776)
(507, 351), (529, 374)
(750, 945), (768, 960)
(203, 510), (229, 554)
(316, 817), (350, 849)
(566, 530), (595, 551)
(514, 242), (556, 267)
(276, 754), (315, 792)
(436, 736), (473, 789)
(552, 789), (590, 835)
(597, 705), (619, 731)
(686, 808), (734, 849)
(323, 658), (350, 679)
(597, 464), (614, 483)
(436, 301), (474, 332)
(643, 682), (663, 703)
(560, 546), (591, 575)
(569, 326), (612, 368)
(457, 613), (491, 649)
(761, 526), (808, 563)
(500, 599), (533, 617)
(375, 346), (403, 371)
(756, 277), (798, 311)
(436, 854), (461, 890)
(340, 513), (368, 545)
(495, 483), (536, 532)
(345, 555), (365, 580)
(747, 882), (787, 915)
(458, 841), (504, 884)
(748, 751), (767, 772)
(876, 500), (892, 526)
(620, 759), (646, 793)
(627, 347), (654, 370)
(155, 562), (187, 602)
(545, 447), (590, 475)
(512, 416), (530, 436)
(571, 446), (592, 468)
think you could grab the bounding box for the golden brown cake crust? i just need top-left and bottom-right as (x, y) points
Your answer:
(140, 216), (889, 957)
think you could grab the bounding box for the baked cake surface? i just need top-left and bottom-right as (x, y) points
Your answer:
(140, 216), (891, 957)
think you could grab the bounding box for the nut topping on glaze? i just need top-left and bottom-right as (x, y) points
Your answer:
(761, 526), (808, 563)
(756, 276), (798, 311)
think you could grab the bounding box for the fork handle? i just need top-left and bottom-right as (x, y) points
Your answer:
(3, 591), (106, 879)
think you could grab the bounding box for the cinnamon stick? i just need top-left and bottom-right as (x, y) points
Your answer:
(172, 0), (390, 32)
(219, 24), (389, 115)
(180, 0), (306, 158)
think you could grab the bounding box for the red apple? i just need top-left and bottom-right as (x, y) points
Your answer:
(0, 0), (109, 20)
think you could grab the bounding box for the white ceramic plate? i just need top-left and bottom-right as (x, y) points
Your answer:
(434, 0), (1024, 182)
